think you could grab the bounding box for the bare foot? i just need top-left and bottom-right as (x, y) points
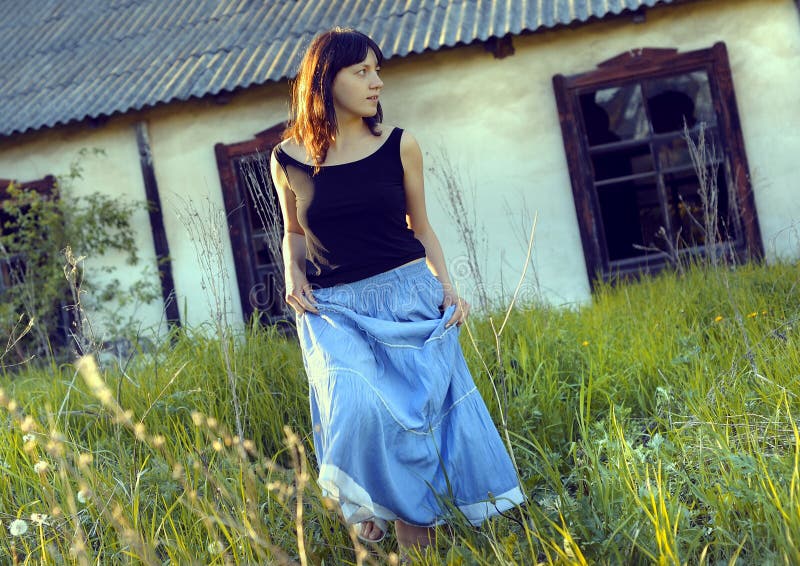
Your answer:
(395, 520), (435, 549)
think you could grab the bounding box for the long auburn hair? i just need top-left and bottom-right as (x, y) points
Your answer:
(284, 28), (384, 168)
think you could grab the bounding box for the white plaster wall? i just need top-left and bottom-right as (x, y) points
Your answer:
(0, 119), (166, 338)
(0, 0), (797, 329)
(140, 85), (291, 328)
(720, 0), (800, 260)
(379, 0), (800, 307)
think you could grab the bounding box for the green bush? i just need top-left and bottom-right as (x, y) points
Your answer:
(0, 150), (158, 367)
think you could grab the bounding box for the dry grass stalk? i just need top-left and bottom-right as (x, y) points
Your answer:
(428, 147), (490, 312)
(174, 197), (245, 443)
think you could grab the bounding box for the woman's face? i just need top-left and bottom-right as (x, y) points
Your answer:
(331, 49), (383, 120)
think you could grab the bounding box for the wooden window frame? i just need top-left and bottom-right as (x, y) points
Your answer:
(0, 175), (57, 292)
(0, 174), (76, 351)
(214, 123), (288, 326)
(553, 42), (762, 285)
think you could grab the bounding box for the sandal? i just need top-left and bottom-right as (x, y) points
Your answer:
(356, 518), (388, 543)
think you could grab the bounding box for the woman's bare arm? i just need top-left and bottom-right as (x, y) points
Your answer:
(270, 150), (318, 314)
(400, 131), (470, 326)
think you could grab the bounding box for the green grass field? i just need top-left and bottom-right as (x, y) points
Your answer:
(1, 260), (799, 565)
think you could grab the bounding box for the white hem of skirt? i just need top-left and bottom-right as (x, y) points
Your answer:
(319, 463), (525, 527)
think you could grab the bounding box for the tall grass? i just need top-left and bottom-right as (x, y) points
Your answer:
(1, 259), (799, 564)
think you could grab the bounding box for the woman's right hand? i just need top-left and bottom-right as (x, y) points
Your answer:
(285, 270), (319, 315)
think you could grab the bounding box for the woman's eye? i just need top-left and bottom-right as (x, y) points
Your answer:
(357, 69), (366, 75)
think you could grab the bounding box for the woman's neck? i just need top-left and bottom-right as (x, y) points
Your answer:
(331, 117), (370, 151)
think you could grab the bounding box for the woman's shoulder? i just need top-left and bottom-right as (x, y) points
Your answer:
(395, 127), (422, 158)
(274, 139), (307, 165)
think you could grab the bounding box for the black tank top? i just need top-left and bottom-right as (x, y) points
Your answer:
(272, 127), (426, 288)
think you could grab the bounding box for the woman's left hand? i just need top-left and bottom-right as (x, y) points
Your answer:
(442, 284), (470, 327)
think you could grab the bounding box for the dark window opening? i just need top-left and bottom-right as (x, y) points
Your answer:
(215, 123), (290, 327)
(0, 175), (75, 358)
(554, 44), (761, 285)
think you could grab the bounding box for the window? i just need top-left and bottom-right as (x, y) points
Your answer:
(0, 175), (74, 356)
(553, 43), (761, 284)
(0, 175), (57, 292)
(215, 123), (289, 326)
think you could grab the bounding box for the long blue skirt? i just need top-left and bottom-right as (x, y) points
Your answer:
(297, 259), (524, 527)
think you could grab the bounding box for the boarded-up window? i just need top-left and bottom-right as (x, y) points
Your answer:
(553, 43), (761, 285)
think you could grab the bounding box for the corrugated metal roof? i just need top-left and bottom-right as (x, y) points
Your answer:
(0, 0), (676, 137)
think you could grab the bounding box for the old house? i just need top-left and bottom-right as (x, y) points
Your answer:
(1, 0), (798, 335)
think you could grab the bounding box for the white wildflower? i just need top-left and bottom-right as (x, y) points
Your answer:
(77, 488), (89, 504)
(9, 518), (28, 536)
(33, 460), (49, 474)
(22, 433), (36, 443)
(30, 513), (48, 525)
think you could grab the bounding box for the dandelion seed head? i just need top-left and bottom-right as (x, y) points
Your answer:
(9, 518), (28, 536)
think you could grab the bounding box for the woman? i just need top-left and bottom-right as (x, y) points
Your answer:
(270, 27), (524, 552)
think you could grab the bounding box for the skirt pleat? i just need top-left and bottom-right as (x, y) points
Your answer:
(297, 259), (524, 527)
